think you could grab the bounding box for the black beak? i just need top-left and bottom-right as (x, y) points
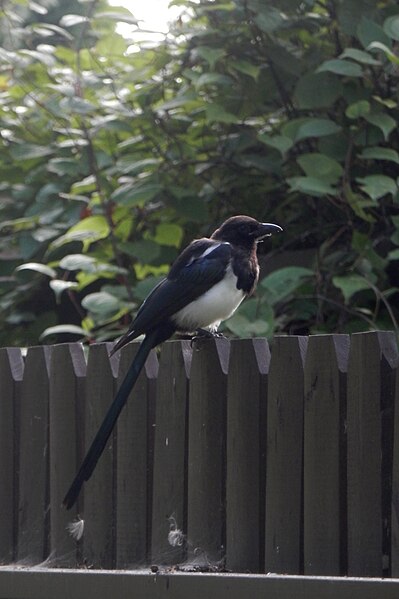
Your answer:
(256, 222), (283, 240)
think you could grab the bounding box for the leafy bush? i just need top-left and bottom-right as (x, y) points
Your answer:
(0, 0), (398, 346)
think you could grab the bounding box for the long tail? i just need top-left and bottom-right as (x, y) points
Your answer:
(63, 334), (155, 510)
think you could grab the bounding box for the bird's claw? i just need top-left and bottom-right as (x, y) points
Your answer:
(190, 329), (226, 347)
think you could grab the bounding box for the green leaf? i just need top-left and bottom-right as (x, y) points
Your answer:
(283, 118), (341, 142)
(196, 46), (226, 69)
(357, 17), (391, 49)
(360, 147), (399, 164)
(225, 313), (272, 337)
(345, 100), (370, 119)
(260, 267), (314, 303)
(59, 14), (88, 27)
(383, 15), (399, 42)
(195, 73), (233, 90)
(230, 60), (260, 80)
(332, 274), (370, 302)
(49, 279), (78, 301)
(51, 216), (110, 250)
(367, 42), (399, 65)
(116, 157), (160, 175)
(40, 324), (88, 340)
(258, 133), (293, 155)
(288, 176), (336, 197)
(294, 72), (342, 109)
(205, 103), (238, 123)
(15, 262), (56, 277)
(340, 47), (380, 65)
(344, 184), (375, 222)
(111, 182), (162, 206)
(120, 240), (160, 263)
(337, 0), (376, 36)
(223, 297), (274, 336)
(365, 112), (396, 140)
(95, 33), (127, 57)
(82, 291), (121, 315)
(95, 11), (138, 25)
(59, 254), (97, 271)
(60, 96), (96, 114)
(317, 59), (363, 77)
(254, 6), (284, 33)
(153, 223), (184, 248)
(357, 175), (398, 200)
(297, 153), (343, 184)
(10, 144), (53, 160)
(48, 157), (84, 176)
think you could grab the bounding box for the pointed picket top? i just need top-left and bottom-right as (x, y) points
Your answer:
(83, 343), (116, 569)
(226, 337), (270, 573)
(187, 337), (229, 565)
(49, 343), (86, 565)
(151, 340), (192, 566)
(115, 341), (158, 568)
(265, 335), (308, 575)
(17, 346), (51, 563)
(347, 331), (398, 577)
(0, 347), (24, 562)
(303, 334), (349, 576)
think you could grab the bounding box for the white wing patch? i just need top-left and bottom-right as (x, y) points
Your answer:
(185, 242), (230, 267)
(172, 265), (245, 332)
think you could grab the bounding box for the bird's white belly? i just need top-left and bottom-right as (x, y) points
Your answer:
(172, 267), (245, 332)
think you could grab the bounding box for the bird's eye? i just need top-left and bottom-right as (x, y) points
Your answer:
(238, 223), (250, 235)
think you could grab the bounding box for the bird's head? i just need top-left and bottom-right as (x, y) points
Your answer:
(211, 215), (282, 247)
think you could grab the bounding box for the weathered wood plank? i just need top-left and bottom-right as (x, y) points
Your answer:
(48, 343), (86, 565)
(226, 338), (270, 573)
(303, 334), (349, 575)
(115, 342), (158, 568)
(0, 348), (23, 563)
(392, 350), (399, 576)
(187, 337), (230, 564)
(2, 568), (399, 599)
(82, 343), (117, 568)
(17, 346), (51, 564)
(347, 331), (398, 577)
(265, 336), (308, 574)
(151, 340), (192, 566)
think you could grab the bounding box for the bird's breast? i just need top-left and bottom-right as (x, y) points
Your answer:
(172, 266), (245, 332)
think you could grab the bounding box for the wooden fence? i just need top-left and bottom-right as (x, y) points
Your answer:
(0, 332), (398, 579)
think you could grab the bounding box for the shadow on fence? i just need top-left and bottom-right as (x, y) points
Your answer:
(0, 332), (398, 577)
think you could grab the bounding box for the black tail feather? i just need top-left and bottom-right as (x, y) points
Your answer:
(63, 334), (154, 510)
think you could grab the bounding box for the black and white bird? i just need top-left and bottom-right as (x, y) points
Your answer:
(63, 215), (282, 509)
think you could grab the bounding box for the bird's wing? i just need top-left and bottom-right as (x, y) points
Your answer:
(112, 240), (232, 352)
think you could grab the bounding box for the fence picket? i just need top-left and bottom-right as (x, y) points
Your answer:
(115, 343), (158, 568)
(392, 352), (399, 576)
(347, 331), (398, 577)
(0, 348), (24, 562)
(151, 340), (192, 566)
(82, 343), (117, 568)
(265, 336), (308, 574)
(17, 346), (51, 563)
(303, 334), (349, 575)
(187, 337), (230, 564)
(49, 343), (86, 565)
(226, 338), (270, 573)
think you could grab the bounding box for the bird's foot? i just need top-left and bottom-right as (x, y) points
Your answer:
(190, 328), (226, 347)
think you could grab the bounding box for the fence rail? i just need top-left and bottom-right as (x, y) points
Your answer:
(0, 332), (398, 577)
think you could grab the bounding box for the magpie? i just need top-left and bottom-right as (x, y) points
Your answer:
(63, 215), (282, 509)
